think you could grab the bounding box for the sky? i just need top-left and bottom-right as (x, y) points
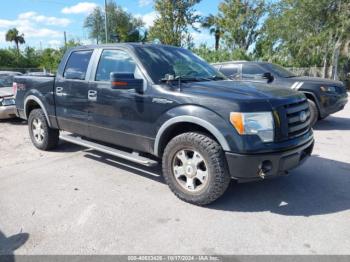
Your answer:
(0, 0), (220, 50)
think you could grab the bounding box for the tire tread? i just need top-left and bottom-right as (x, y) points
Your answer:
(162, 132), (230, 205)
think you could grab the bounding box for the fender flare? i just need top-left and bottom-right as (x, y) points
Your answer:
(302, 91), (321, 111)
(154, 115), (230, 156)
(24, 95), (52, 126)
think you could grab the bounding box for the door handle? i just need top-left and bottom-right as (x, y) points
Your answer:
(88, 90), (97, 101)
(56, 86), (63, 96)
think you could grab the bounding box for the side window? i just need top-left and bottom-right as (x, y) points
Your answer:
(242, 64), (265, 79)
(220, 64), (241, 79)
(212, 64), (221, 70)
(64, 50), (93, 80)
(96, 50), (137, 81)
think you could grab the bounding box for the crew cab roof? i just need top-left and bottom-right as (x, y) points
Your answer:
(68, 43), (176, 51)
(212, 61), (273, 66)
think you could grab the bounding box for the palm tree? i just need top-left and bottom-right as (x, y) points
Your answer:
(202, 15), (222, 51)
(5, 28), (25, 55)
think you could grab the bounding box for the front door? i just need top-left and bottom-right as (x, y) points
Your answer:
(55, 49), (93, 136)
(87, 48), (154, 153)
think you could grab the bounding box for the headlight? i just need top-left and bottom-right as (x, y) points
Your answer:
(230, 112), (274, 142)
(320, 86), (336, 93)
(0, 97), (15, 106)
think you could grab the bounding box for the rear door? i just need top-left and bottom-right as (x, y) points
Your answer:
(55, 50), (93, 136)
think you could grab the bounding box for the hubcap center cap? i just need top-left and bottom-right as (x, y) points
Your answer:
(185, 164), (196, 178)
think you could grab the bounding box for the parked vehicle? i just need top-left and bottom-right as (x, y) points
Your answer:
(213, 61), (348, 126)
(0, 71), (21, 119)
(14, 44), (314, 205)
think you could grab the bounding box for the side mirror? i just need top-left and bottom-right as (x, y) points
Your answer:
(230, 73), (241, 80)
(110, 72), (144, 94)
(262, 72), (274, 83)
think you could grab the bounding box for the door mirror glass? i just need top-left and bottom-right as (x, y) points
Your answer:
(110, 72), (144, 93)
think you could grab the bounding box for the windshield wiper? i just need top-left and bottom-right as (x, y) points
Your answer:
(160, 74), (225, 86)
(160, 76), (210, 83)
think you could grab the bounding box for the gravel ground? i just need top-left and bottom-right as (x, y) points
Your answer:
(0, 102), (350, 255)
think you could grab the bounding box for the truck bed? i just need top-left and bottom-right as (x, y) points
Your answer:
(14, 75), (56, 120)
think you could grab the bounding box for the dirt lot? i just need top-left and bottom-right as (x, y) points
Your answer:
(1, 103), (350, 255)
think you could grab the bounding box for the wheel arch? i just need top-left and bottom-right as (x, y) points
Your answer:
(154, 116), (230, 157)
(302, 92), (320, 112)
(24, 95), (52, 127)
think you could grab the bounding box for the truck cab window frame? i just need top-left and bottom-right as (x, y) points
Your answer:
(95, 49), (141, 82)
(63, 50), (93, 81)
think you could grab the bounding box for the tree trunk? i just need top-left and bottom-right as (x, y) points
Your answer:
(322, 54), (327, 78)
(331, 40), (342, 80)
(215, 36), (219, 51)
(215, 30), (220, 51)
(15, 41), (19, 56)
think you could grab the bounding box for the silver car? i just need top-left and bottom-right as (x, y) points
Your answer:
(0, 71), (22, 119)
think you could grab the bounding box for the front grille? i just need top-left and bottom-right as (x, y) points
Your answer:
(284, 99), (311, 139)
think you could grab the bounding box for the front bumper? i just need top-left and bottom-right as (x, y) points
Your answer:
(0, 105), (17, 119)
(319, 92), (348, 118)
(225, 138), (314, 182)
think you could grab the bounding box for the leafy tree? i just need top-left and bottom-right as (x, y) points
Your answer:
(192, 44), (252, 63)
(84, 0), (144, 43)
(5, 28), (25, 55)
(84, 7), (104, 44)
(201, 14), (223, 51)
(0, 49), (17, 69)
(217, 0), (268, 51)
(148, 0), (202, 47)
(257, 0), (350, 79)
(39, 48), (62, 72)
(22, 47), (41, 68)
(106, 1), (144, 42)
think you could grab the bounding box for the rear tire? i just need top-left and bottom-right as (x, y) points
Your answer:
(308, 99), (318, 127)
(28, 109), (59, 150)
(162, 132), (231, 205)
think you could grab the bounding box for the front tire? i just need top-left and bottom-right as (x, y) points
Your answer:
(28, 109), (59, 150)
(308, 99), (319, 127)
(162, 132), (231, 205)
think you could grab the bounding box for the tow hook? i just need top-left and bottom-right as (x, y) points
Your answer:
(258, 160), (273, 179)
(258, 169), (266, 179)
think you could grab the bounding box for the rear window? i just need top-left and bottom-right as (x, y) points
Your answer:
(64, 50), (93, 80)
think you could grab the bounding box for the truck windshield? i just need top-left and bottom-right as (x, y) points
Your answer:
(134, 45), (226, 83)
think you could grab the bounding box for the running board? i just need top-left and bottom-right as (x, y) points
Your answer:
(60, 133), (158, 167)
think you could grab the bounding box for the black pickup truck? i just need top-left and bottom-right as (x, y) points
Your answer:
(14, 44), (314, 205)
(213, 61), (348, 126)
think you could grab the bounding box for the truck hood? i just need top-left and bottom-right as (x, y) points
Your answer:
(181, 80), (303, 101)
(0, 86), (13, 98)
(286, 76), (344, 87)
